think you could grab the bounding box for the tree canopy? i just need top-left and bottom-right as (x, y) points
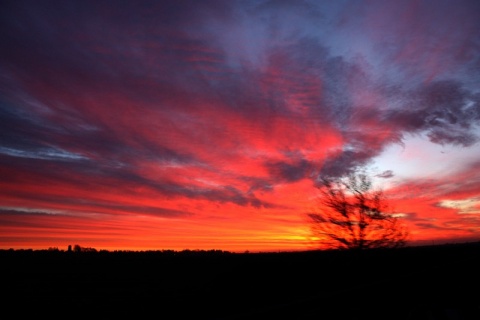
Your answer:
(308, 172), (410, 250)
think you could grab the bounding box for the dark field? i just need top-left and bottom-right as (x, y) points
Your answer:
(2, 242), (480, 319)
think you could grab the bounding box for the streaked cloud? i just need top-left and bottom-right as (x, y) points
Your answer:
(1, 0), (479, 251)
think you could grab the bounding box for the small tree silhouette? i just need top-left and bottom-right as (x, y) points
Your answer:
(308, 171), (409, 250)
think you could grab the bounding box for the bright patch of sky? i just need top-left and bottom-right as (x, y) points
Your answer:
(369, 128), (480, 183)
(438, 198), (480, 214)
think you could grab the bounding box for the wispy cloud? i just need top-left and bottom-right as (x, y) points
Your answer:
(1, 0), (479, 251)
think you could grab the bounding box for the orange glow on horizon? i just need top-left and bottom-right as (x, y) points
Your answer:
(2, 1), (480, 253)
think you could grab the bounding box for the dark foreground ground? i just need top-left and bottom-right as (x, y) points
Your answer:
(2, 242), (480, 319)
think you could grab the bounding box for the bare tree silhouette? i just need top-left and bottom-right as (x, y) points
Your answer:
(308, 171), (409, 250)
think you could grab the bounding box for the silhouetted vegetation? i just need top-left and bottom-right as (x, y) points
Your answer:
(308, 172), (410, 250)
(1, 241), (479, 319)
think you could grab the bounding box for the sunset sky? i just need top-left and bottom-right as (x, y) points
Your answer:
(1, 0), (480, 252)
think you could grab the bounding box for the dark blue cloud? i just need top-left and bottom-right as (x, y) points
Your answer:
(1, 0), (480, 209)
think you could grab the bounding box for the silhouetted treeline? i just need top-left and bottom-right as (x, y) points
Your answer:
(0, 241), (480, 256)
(1, 246), (234, 256)
(2, 241), (479, 319)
